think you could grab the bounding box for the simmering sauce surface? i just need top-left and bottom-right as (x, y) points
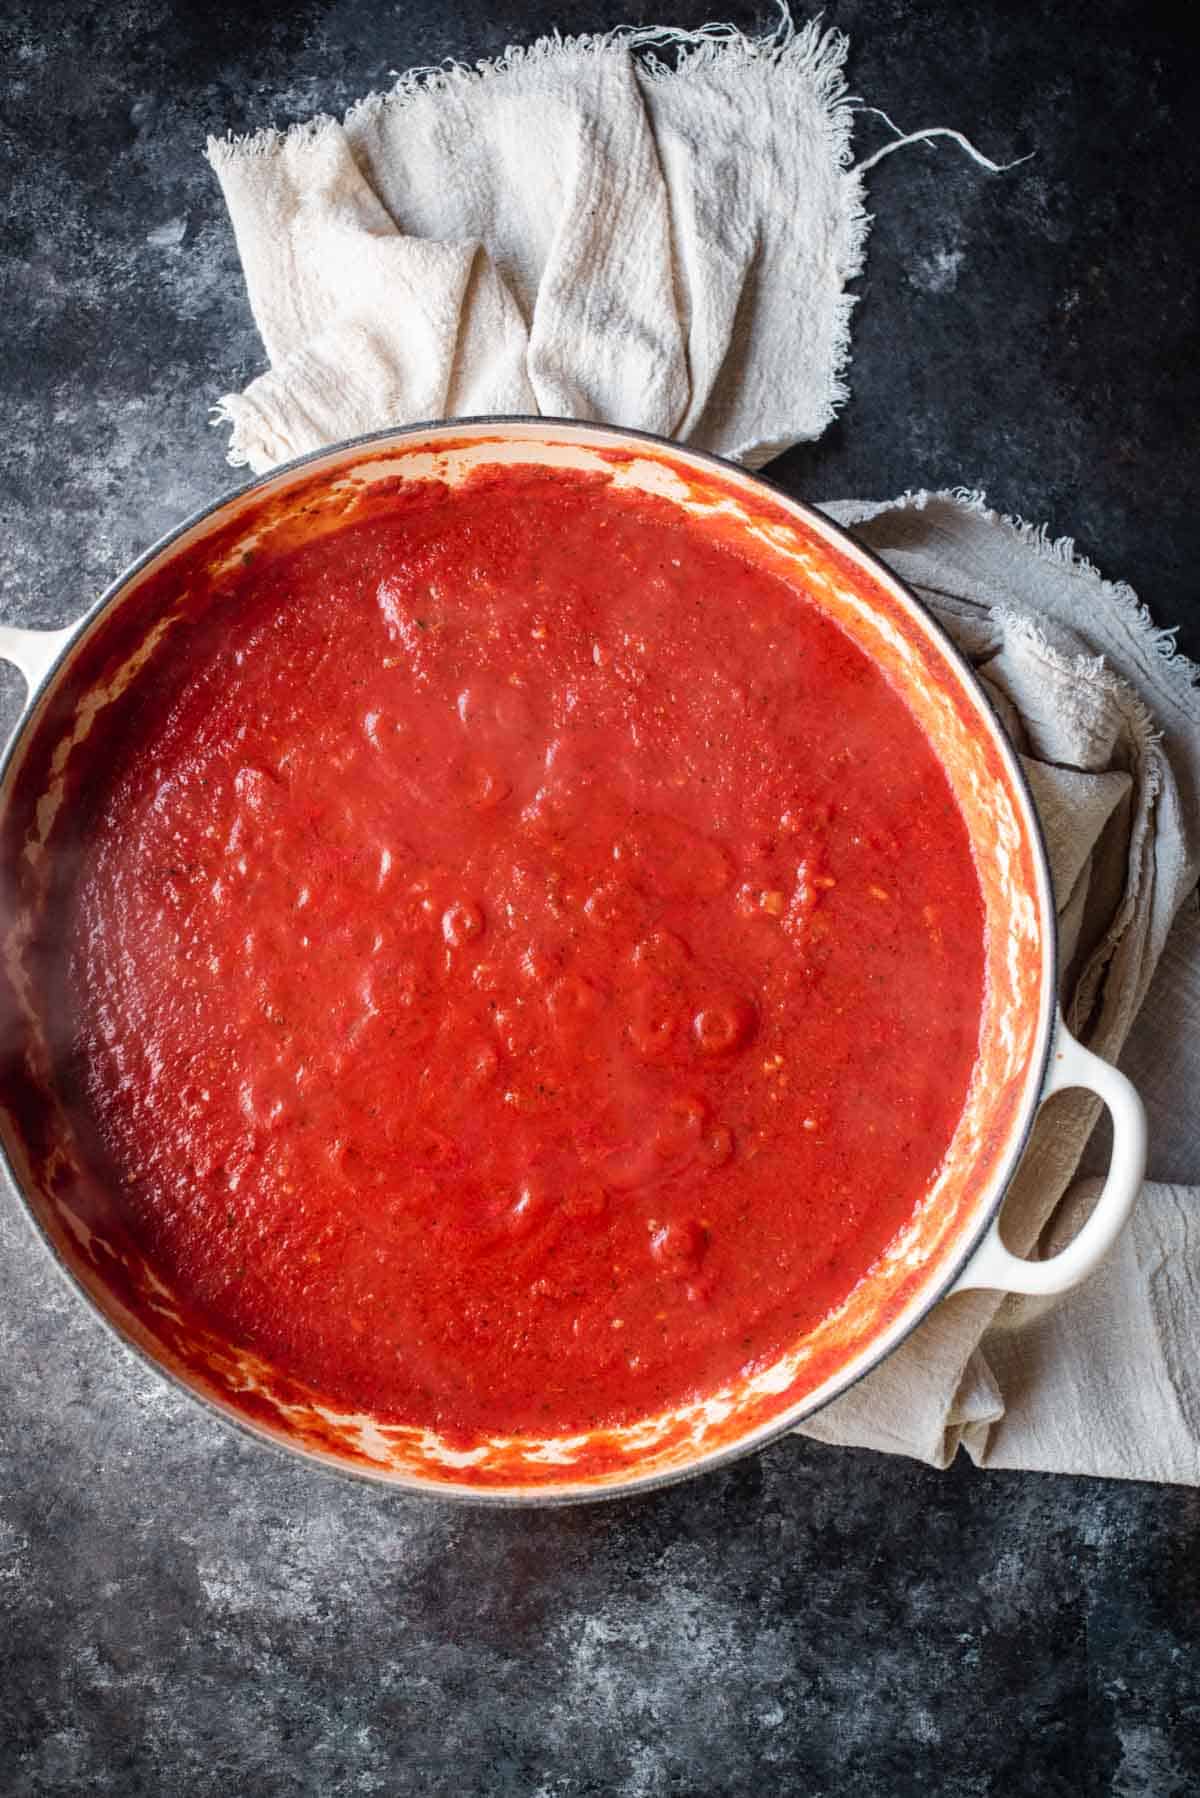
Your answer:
(65, 467), (985, 1438)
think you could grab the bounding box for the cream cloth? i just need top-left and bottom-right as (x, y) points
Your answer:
(206, 20), (1200, 1483)
(807, 495), (1200, 1483)
(206, 15), (865, 473)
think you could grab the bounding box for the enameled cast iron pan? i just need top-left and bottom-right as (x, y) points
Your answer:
(0, 419), (1147, 1500)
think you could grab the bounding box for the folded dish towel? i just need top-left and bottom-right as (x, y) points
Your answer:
(206, 13), (866, 473)
(207, 13), (1200, 1484)
(810, 495), (1200, 1483)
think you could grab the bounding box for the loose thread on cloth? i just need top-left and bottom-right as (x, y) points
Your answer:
(852, 105), (1035, 175)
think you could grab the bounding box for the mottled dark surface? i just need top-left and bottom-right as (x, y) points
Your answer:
(0, 2), (1197, 1794)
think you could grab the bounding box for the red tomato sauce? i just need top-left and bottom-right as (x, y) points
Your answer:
(62, 466), (985, 1440)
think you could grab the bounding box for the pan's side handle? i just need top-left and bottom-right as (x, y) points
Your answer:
(951, 1012), (1146, 1298)
(0, 623), (80, 724)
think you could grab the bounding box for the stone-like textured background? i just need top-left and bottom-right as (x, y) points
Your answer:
(1, 2), (1197, 1793)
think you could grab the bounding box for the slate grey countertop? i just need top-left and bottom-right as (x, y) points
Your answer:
(1, 3), (1197, 1794)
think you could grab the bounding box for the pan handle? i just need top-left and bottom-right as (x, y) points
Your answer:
(0, 623), (80, 701)
(950, 1011), (1146, 1297)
